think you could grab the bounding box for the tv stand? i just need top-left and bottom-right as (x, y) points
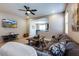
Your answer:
(2, 34), (18, 42)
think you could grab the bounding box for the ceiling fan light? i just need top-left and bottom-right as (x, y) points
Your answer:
(27, 11), (30, 14)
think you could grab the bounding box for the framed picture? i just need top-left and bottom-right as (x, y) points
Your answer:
(72, 4), (79, 31)
(2, 19), (17, 28)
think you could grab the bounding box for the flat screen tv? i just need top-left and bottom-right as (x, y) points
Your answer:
(2, 19), (17, 28)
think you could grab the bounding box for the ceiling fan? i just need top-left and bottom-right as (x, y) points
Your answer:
(18, 5), (37, 15)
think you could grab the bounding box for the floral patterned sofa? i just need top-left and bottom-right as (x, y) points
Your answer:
(36, 34), (79, 56)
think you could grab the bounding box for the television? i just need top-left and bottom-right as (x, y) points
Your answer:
(2, 19), (17, 28)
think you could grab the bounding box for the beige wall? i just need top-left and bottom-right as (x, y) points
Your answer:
(38, 13), (65, 40)
(67, 4), (79, 43)
(0, 12), (27, 39)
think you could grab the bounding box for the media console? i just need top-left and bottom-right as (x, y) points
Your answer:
(2, 34), (18, 42)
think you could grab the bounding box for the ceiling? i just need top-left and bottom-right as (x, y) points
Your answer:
(0, 3), (66, 19)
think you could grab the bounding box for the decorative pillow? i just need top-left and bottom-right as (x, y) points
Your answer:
(66, 42), (77, 50)
(49, 42), (66, 56)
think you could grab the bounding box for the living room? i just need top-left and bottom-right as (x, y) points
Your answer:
(0, 3), (79, 56)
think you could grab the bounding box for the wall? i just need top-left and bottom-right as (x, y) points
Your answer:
(38, 13), (65, 40)
(48, 13), (64, 34)
(0, 12), (27, 39)
(67, 4), (79, 43)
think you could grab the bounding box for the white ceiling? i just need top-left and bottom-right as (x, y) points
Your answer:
(0, 3), (66, 19)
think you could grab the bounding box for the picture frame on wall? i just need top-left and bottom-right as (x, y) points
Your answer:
(72, 4), (79, 31)
(2, 19), (17, 28)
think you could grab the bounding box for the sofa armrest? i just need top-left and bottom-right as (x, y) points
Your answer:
(66, 48), (79, 56)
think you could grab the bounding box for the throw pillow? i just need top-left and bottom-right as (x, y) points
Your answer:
(49, 42), (66, 56)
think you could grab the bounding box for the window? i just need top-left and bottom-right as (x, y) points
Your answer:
(65, 12), (68, 34)
(36, 23), (48, 31)
(39, 24), (46, 30)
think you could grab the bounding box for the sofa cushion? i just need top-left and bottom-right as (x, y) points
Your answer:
(49, 42), (66, 56)
(66, 42), (77, 50)
(66, 48), (79, 56)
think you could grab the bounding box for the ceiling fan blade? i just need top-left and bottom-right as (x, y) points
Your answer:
(31, 9), (37, 11)
(18, 9), (26, 11)
(24, 5), (27, 9)
(30, 11), (35, 15)
(24, 5), (29, 10)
